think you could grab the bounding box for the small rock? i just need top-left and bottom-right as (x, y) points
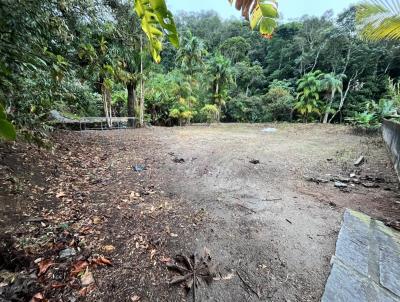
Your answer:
(249, 159), (260, 164)
(334, 181), (348, 188)
(132, 164), (145, 172)
(385, 220), (400, 231)
(350, 173), (356, 178)
(131, 295), (141, 302)
(173, 157), (185, 163)
(59, 248), (76, 259)
(338, 177), (350, 183)
(331, 176), (350, 183)
(262, 128), (277, 132)
(362, 182), (379, 188)
(305, 176), (328, 184)
(354, 156), (365, 167)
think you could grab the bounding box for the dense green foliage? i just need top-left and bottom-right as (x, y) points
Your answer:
(153, 9), (400, 125)
(1, 1), (400, 140)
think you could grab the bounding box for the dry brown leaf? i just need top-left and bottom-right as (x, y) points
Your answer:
(51, 282), (65, 289)
(92, 256), (112, 266)
(71, 260), (89, 276)
(150, 249), (157, 260)
(30, 292), (44, 302)
(102, 245), (115, 253)
(38, 259), (54, 276)
(130, 295), (141, 302)
(78, 284), (95, 296)
(81, 268), (95, 286)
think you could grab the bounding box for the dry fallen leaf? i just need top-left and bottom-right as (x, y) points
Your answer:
(79, 284), (95, 296)
(92, 216), (102, 225)
(102, 245), (115, 253)
(38, 259), (54, 276)
(130, 295), (141, 302)
(56, 192), (66, 198)
(150, 249), (157, 260)
(81, 268), (95, 286)
(71, 260), (89, 276)
(51, 281), (65, 289)
(30, 292), (44, 302)
(92, 256), (112, 266)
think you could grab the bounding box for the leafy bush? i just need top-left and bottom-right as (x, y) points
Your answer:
(263, 84), (295, 121)
(225, 94), (264, 122)
(347, 99), (399, 129)
(169, 98), (195, 126)
(112, 90), (128, 117)
(200, 104), (219, 123)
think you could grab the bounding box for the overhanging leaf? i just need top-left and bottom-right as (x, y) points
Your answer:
(134, 0), (179, 63)
(229, 0), (279, 37)
(0, 119), (16, 141)
(0, 104), (6, 120)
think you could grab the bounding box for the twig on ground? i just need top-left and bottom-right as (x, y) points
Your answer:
(263, 198), (282, 202)
(237, 271), (261, 299)
(234, 203), (257, 214)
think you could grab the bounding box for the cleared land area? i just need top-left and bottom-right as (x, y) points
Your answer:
(1, 124), (399, 301)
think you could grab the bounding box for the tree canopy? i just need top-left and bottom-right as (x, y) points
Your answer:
(1, 0), (400, 141)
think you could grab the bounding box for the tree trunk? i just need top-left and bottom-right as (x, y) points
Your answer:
(215, 82), (221, 122)
(101, 82), (112, 128)
(323, 90), (335, 124)
(139, 35), (145, 127)
(139, 78), (144, 127)
(127, 81), (137, 127)
(329, 75), (356, 124)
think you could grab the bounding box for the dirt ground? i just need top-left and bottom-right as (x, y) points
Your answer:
(1, 123), (399, 302)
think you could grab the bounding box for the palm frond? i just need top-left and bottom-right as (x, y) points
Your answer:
(357, 0), (400, 40)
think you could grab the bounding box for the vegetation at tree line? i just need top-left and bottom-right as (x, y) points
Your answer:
(1, 0), (400, 143)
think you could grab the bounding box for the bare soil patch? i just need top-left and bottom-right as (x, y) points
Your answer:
(0, 124), (399, 301)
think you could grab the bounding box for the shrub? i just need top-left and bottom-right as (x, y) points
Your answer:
(200, 104), (219, 123)
(263, 85), (295, 122)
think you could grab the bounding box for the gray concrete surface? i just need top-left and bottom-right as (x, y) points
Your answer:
(382, 119), (400, 181)
(322, 209), (400, 302)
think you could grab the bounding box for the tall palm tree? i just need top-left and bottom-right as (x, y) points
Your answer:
(357, 0), (400, 40)
(208, 53), (234, 122)
(295, 70), (324, 122)
(176, 33), (207, 124)
(176, 33), (207, 77)
(321, 73), (345, 124)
